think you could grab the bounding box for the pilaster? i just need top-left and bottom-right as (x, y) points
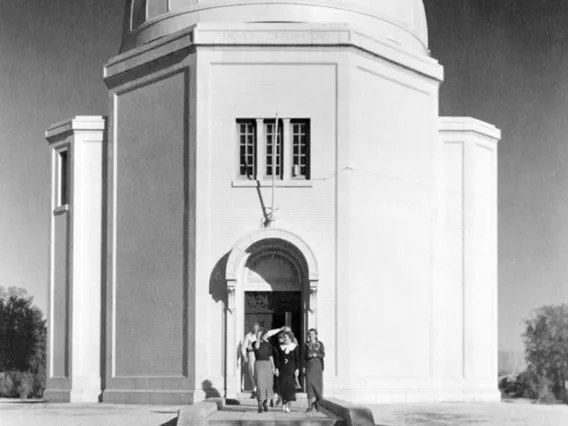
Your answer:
(44, 116), (106, 403)
(439, 117), (500, 399)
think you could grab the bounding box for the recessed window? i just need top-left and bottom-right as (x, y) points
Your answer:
(264, 119), (284, 180)
(291, 119), (310, 179)
(237, 120), (257, 178)
(58, 150), (69, 206)
(236, 118), (311, 182)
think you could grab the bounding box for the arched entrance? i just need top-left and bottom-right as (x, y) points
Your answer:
(224, 229), (319, 397)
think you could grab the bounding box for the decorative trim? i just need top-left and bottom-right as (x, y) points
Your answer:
(105, 23), (443, 82)
(225, 228), (319, 283)
(231, 179), (313, 188)
(439, 116), (501, 142)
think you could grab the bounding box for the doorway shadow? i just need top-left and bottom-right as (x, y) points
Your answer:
(209, 252), (230, 305)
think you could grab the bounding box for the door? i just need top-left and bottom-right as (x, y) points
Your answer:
(243, 291), (304, 392)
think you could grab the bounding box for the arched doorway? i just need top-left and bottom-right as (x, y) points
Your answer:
(224, 229), (318, 398)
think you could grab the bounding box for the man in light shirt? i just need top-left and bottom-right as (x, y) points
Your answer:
(242, 321), (261, 393)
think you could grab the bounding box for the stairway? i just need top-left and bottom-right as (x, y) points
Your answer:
(206, 398), (346, 425)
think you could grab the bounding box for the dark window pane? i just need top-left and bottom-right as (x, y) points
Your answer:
(59, 150), (69, 205)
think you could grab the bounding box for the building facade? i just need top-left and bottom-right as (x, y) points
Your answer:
(44, 0), (501, 405)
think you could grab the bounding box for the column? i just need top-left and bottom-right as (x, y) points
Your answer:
(44, 116), (106, 403)
(225, 279), (238, 398)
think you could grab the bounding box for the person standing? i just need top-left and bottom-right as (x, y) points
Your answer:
(252, 329), (275, 413)
(304, 328), (325, 412)
(274, 331), (300, 413)
(241, 321), (260, 394)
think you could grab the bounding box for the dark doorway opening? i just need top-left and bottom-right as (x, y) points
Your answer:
(243, 291), (303, 392)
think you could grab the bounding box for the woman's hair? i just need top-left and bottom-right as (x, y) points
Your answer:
(281, 330), (293, 340)
(307, 328), (318, 339)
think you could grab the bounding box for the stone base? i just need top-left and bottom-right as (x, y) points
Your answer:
(102, 389), (201, 405)
(43, 388), (71, 403)
(70, 388), (102, 403)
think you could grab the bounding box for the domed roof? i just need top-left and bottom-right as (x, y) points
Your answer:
(120, 0), (429, 54)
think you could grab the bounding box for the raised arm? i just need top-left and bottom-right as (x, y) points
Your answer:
(265, 327), (283, 339)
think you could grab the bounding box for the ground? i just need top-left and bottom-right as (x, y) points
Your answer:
(0, 399), (181, 426)
(370, 399), (568, 426)
(0, 398), (567, 425)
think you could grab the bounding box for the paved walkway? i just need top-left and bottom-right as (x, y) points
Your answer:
(1, 398), (568, 426)
(0, 399), (181, 426)
(369, 400), (568, 426)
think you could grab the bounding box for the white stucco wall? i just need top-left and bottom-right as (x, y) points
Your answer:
(45, 23), (500, 406)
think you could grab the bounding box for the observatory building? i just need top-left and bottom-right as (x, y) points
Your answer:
(44, 0), (500, 405)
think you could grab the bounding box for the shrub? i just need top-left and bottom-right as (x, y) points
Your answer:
(522, 304), (568, 404)
(0, 286), (46, 399)
(16, 371), (35, 400)
(1, 373), (16, 398)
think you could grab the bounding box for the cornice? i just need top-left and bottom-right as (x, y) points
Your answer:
(104, 23), (444, 82)
(439, 116), (501, 142)
(45, 116), (107, 141)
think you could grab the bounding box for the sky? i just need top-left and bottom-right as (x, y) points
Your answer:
(1, 0), (568, 355)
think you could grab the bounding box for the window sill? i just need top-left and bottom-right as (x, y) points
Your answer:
(232, 180), (313, 188)
(53, 205), (69, 215)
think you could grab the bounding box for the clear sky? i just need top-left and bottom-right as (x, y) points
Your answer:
(1, 0), (567, 355)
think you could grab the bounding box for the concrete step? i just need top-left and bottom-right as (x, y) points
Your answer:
(207, 398), (345, 426)
(237, 392), (309, 401)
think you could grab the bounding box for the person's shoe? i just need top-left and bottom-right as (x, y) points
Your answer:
(285, 406), (291, 413)
(314, 402), (320, 412)
(270, 399), (274, 408)
(258, 406), (263, 413)
(263, 401), (268, 412)
(305, 406), (313, 413)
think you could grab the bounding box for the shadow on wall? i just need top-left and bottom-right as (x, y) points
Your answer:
(209, 252), (230, 305)
(202, 380), (221, 398)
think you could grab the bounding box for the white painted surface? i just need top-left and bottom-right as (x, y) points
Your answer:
(45, 22), (501, 405)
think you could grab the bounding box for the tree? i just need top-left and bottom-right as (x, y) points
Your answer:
(522, 304), (568, 403)
(0, 286), (46, 398)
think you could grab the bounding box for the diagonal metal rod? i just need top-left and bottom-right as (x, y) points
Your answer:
(271, 112), (278, 219)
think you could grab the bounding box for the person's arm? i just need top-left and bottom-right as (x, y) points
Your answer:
(319, 342), (325, 359)
(241, 334), (250, 360)
(273, 347), (280, 377)
(265, 327), (284, 339)
(269, 355), (275, 374)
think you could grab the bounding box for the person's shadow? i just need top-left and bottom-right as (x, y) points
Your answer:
(201, 379), (221, 398)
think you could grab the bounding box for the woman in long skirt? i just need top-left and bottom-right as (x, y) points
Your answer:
(274, 331), (300, 413)
(304, 328), (325, 412)
(252, 330), (275, 413)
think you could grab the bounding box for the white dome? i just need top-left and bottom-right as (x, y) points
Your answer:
(121, 0), (429, 54)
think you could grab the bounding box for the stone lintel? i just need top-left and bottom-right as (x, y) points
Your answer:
(45, 116), (107, 141)
(439, 116), (501, 142)
(104, 23), (444, 82)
